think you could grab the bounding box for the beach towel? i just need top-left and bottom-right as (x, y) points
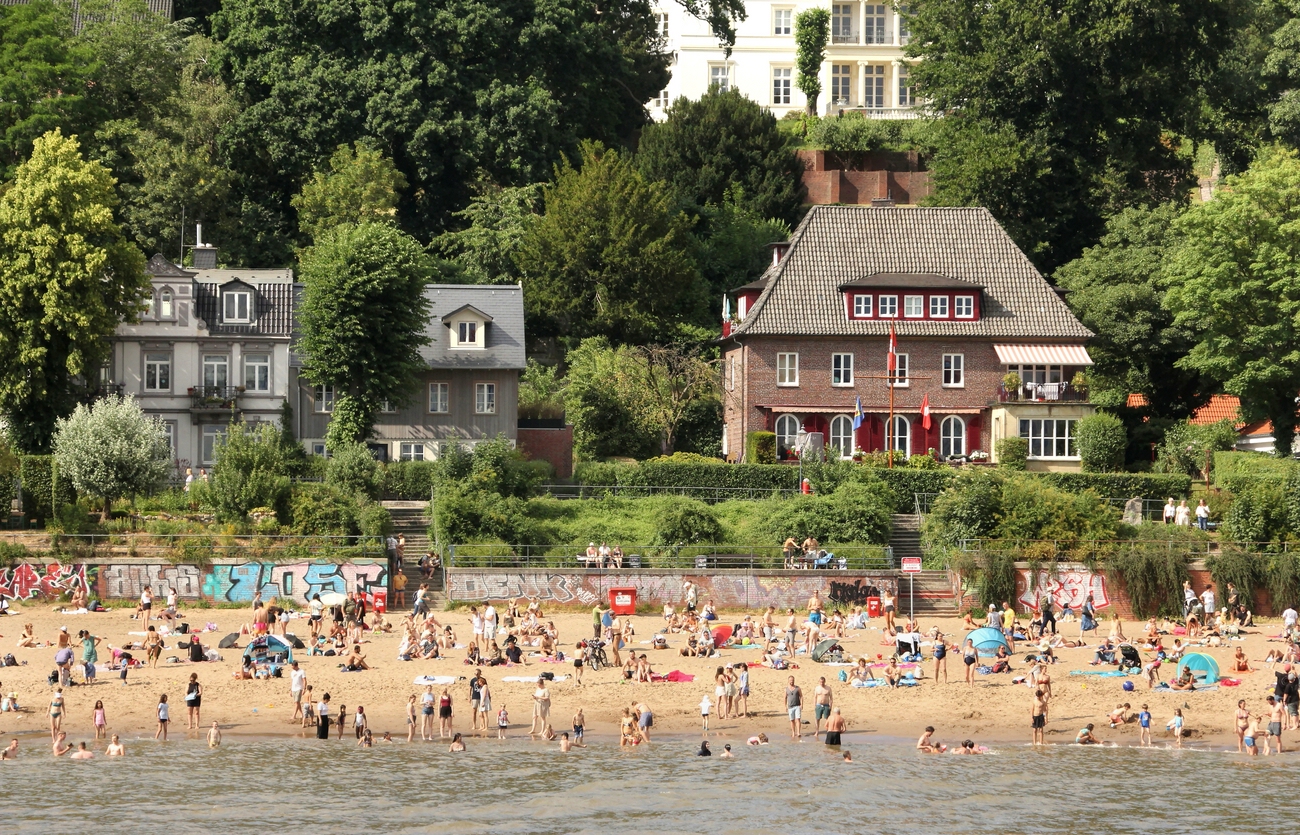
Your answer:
(1220, 678), (1242, 686)
(1153, 682), (1219, 692)
(412, 675), (457, 686)
(1068, 670), (1131, 677)
(501, 675), (569, 683)
(850, 678), (919, 688)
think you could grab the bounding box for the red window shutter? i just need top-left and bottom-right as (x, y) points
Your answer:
(910, 418), (927, 456)
(967, 414), (982, 455)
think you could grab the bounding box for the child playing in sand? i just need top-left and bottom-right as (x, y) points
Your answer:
(497, 704), (509, 739)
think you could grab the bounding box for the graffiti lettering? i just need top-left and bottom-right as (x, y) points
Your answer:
(1017, 569), (1109, 612)
(0, 563), (88, 601)
(828, 580), (886, 606)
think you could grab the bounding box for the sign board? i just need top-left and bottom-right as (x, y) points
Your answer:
(900, 557), (922, 573)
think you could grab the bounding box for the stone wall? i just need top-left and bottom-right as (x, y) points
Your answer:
(0, 558), (389, 606)
(446, 568), (903, 610)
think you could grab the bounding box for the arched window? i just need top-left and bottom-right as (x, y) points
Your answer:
(941, 415), (966, 458)
(775, 414), (799, 458)
(829, 415), (853, 459)
(159, 288), (173, 318)
(886, 415), (910, 456)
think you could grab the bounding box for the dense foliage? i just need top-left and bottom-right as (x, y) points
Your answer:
(52, 395), (171, 516)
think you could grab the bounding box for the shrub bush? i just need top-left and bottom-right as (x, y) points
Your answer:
(208, 423), (293, 524)
(380, 460), (440, 500)
(746, 431), (777, 463)
(1076, 412), (1126, 472)
(996, 437), (1028, 470)
(470, 436), (551, 498)
(1156, 419), (1238, 480)
(620, 461), (798, 492)
(651, 497), (724, 545)
(856, 468), (957, 513)
(923, 470), (1002, 550)
(0, 541), (29, 565)
(19, 455), (75, 526)
(762, 481), (892, 544)
(1104, 543), (1189, 618)
(326, 442), (381, 499)
(1038, 473), (1191, 499)
(572, 461), (628, 488)
(290, 483), (358, 535)
(1205, 545), (1262, 612)
(1213, 450), (1297, 485)
(1220, 478), (1289, 543)
(357, 502), (393, 538)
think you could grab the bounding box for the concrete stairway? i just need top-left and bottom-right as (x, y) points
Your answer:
(888, 514), (924, 564)
(888, 514), (960, 617)
(384, 501), (431, 556)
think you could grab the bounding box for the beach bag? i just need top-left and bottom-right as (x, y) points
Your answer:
(541, 672), (555, 681)
(47, 670), (58, 685)
(2, 654), (15, 667)
(991, 660), (1010, 674)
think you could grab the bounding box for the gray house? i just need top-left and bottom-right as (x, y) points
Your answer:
(107, 248), (296, 470)
(292, 284), (526, 460)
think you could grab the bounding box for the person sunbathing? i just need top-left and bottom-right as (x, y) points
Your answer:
(1169, 669), (1196, 691)
(16, 623), (37, 648)
(344, 645), (369, 671)
(884, 658), (902, 687)
(1233, 646), (1253, 673)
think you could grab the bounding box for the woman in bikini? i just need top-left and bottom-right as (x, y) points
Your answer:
(963, 639), (978, 685)
(619, 707), (636, 747)
(1236, 699), (1252, 753)
(143, 626), (164, 668)
(48, 688), (65, 739)
(1232, 646), (1253, 672)
(16, 623), (36, 648)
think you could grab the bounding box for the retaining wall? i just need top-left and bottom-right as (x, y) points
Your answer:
(445, 568), (903, 610)
(0, 558), (389, 606)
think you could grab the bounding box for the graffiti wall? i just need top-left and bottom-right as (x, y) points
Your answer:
(1015, 568), (1109, 612)
(447, 570), (900, 610)
(0, 560), (387, 606)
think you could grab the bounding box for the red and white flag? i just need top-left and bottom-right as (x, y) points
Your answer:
(887, 322), (898, 373)
(921, 393), (932, 431)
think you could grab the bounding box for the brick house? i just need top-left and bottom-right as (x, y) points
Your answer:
(721, 205), (1097, 471)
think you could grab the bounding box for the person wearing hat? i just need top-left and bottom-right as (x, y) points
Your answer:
(56, 626), (72, 649)
(585, 542), (599, 567)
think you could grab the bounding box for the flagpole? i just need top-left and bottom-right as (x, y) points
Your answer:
(888, 373), (894, 469)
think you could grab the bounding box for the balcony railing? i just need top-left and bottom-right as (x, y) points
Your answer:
(997, 382), (1089, 403)
(837, 106), (925, 119)
(189, 385), (242, 410)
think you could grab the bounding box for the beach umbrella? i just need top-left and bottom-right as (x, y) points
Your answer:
(318, 591), (347, 606)
(963, 627), (1011, 658)
(811, 638), (839, 662)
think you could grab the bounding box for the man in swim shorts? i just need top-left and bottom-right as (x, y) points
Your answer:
(634, 700), (653, 744)
(813, 677), (832, 736)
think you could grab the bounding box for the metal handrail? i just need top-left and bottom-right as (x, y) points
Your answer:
(957, 537), (1290, 559)
(448, 542), (894, 570)
(0, 531), (387, 557)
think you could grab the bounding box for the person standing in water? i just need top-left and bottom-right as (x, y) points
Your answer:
(207, 722), (222, 747)
(316, 693), (331, 740)
(155, 694), (170, 741)
(785, 676), (803, 741)
(105, 735), (125, 756)
(824, 707), (846, 746)
(1031, 687), (1048, 745)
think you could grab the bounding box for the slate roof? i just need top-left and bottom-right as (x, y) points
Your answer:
(421, 284), (526, 370)
(730, 206), (1093, 340)
(145, 253), (195, 279)
(194, 280), (295, 337)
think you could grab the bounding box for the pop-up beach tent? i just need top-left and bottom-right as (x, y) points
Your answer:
(242, 634), (294, 667)
(1175, 652), (1220, 684)
(964, 627), (1011, 658)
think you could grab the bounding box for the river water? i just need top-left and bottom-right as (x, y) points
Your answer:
(3, 733), (1289, 833)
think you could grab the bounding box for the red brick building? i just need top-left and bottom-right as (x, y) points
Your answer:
(721, 206), (1097, 470)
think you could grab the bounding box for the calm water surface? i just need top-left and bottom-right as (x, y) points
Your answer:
(1, 733), (1288, 834)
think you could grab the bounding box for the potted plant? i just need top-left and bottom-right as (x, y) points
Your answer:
(1070, 370), (1088, 395)
(1002, 371), (1022, 398)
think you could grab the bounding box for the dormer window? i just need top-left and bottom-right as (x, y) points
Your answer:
(443, 304), (492, 350)
(223, 289), (251, 323)
(458, 322), (477, 344)
(159, 288), (173, 318)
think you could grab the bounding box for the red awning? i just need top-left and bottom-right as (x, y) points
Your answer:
(993, 344), (1093, 366)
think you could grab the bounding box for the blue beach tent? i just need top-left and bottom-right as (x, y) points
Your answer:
(964, 627), (1011, 658)
(1175, 652), (1220, 685)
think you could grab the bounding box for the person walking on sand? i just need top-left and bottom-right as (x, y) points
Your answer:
(289, 661), (306, 723)
(477, 677), (492, 733)
(530, 678), (551, 738)
(700, 694), (712, 733)
(1031, 687), (1047, 745)
(963, 639), (978, 686)
(155, 694), (170, 741)
(932, 631), (948, 685)
(786, 676), (803, 741)
(813, 677), (832, 736)
(185, 673), (202, 729)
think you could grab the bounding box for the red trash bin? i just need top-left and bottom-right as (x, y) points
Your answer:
(372, 589), (388, 614)
(866, 597), (882, 618)
(609, 587), (637, 615)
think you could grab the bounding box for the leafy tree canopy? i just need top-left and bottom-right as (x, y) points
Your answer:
(695, 185), (789, 299)
(0, 129), (147, 453)
(292, 142), (407, 243)
(636, 87), (805, 227)
(52, 394), (171, 516)
(1164, 147), (1300, 456)
(297, 222), (433, 444)
(431, 183), (542, 285)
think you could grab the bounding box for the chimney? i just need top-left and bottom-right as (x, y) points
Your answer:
(192, 222), (218, 269)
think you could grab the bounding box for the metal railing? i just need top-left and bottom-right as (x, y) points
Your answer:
(915, 494), (1193, 523)
(189, 385), (242, 410)
(996, 382), (1089, 403)
(540, 485), (800, 503)
(448, 543), (894, 570)
(0, 531), (387, 559)
(957, 537), (1291, 561)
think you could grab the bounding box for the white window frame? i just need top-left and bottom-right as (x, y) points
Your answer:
(202, 354), (229, 390)
(954, 295), (975, 318)
(159, 288), (173, 318)
(878, 295), (898, 318)
(709, 63), (731, 92)
(886, 415), (910, 455)
(378, 399), (396, 414)
(898, 62), (913, 105)
(243, 353), (271, 392)
(929, 295), (949, 318)
(897, 4), (911, 44)
(864, 3), (888, 44)
(775, 414), (799, 457)
(201, 426), (226, 466)
(162, 421), (176, 459)
(475, 382), (496, 415)
(428, 382), (449, 414)
(144, 291), (155, 319)
(222, 290), (252, 324)
(654, 88), (669, 108)
(942, 353), (964, 387)
(863, 64), (886, 108)
(903, 295), (924, 318)
(654, 11), (669, 37)
(831, 3), (855, 43)
(310, 442), (329, 458)
(829, 415), (854, 459)
(773, 7), (792, 34)
(726, 356), (737, 392)
(1011, 365), (1063, 386)
(831, 353), (854, 387)
(144, 352), (171, 392)
(457, 321), (477, 345)
(940, 416), (965, 458)
(831, 64), (853, 105)
(313, 385), (335, 413)
(852, 294), (873, 317)
(399, 442), (426, 462)
(1020, 418), (1078, 459)
(890, 353), (909, 387)
(776, 352), (799, 386)
(772, 66), (792, 105)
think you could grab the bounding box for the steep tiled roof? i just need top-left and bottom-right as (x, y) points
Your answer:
(421, 284), (526, 370)
(194, 282), (295, 336)
(145, 253), (194, 279)
(731, 206), (1093, 339)
(1190, 394), (1241, 427)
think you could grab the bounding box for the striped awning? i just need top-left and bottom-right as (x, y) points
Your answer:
(993, 344), (1093, 366)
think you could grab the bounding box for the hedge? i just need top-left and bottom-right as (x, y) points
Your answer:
(622, 461), (799, 491)
(856, 468), (957, 513)
(1038, 472), (1191, 499)
(380, 460), (440, 499)
(19, 455), (75, 527)
(746, 431), (776, 463)
(1213, 450), (1297, 487)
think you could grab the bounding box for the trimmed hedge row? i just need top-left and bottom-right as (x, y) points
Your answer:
(854, 468), (957, 513)
(1038, 473), (1192, 499)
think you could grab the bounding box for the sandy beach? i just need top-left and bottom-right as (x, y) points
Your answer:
(0, 595), (1288, 751)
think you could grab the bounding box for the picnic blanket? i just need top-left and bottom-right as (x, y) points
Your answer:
(851, 677), (919, 688)
(412, 675), (457, 686)
(652, 670), (695, 683)
(1069, 670), (1131, 677)
(1153, 682), (1219, 692)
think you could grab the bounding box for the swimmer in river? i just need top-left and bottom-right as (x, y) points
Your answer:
(449, 732), (466, 752)
(747, 733), (769, 746)
(953, 739), (981, 755)
(105, 735), (125, 757)
(697, 740), (712, 756)
(70, 741), (93, 760)
(559, 732), (571, 752)
(917, 726), (947, 753)
(207, 722), (222, 747)
(841, 751), (853, 762)
(52, 732), (71, 756)
(358, 729), (373, 747)
(720, 744), (734, 759)
(0, 739), (17, 759)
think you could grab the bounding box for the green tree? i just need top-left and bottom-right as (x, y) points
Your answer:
(695, 186), (790, 299)
(517, 142), (703, 347)
(794, 8), (829, 115)
(907, 0), (1243, 270)
(52, 394), (170, 519)
(325, 441), (381, 499)
(291, 142), (407, 243)
(208, 421), (293, 523)
(0, 130), (148, 453)
(431, 184), (542, 284)
(564, 338), (658, 460)
(636, 87), (805, 227)
(1055, 203), (1206, 417)
(297, 222), (433, 446)
(1075, 412), (1127, 473)
(1165, 148), (1300, 456)
(211, 0), (671, 263)
(0, 0), (98, 175)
